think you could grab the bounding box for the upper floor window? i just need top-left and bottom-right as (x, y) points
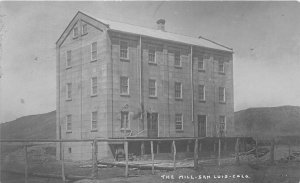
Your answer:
(198, 56), (205, 71)
(218, 60), (225, 73)
(91, 42), (97, 61)
(175, 113), (183, 131)
(121, 111), (129, 129)
(120, 41), (128, 59)
(91, 77), (98, 96)
(219, 115), (226, 136)
(175, 82), (182, 99)
(91, 111), (98, 131)
(73, 27), (79, 38)
(174, 51), (181, 67)
(120, 76), (129, 95)
(219, 87), (226, 103)
(148, 46), (156, 63)
(66, 83), (72, 100)
(66, 114), (72, 132)
(82, 23), (87, 35)
(149, 79), (157, 97)
(66, 50), (72, 68)
(199, 85), (205, 101)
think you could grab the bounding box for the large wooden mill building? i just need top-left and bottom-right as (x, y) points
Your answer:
(56, 11), (234, 160)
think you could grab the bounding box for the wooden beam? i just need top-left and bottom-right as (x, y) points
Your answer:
(172, 140), (176, 170)
(218, 138), (221, 166)
(141, 142), (145, 156)
(124, 141), (129, 177)
(194, 138), (198, 169)
(92, 139), (98, 178)
(24, 144), (28, 183)
(156, 141), (160, 154)
(151, 141), (154, 174)
(235, 138), (240, 165)
(61, 142), (66, 182)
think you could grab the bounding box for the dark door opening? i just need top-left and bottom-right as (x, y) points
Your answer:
(198, 115), (206, 137)
(147, 112), (158, 138)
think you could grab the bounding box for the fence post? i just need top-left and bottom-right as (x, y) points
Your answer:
(194, 138), (198, 169)
(172, 140), (176, 170)
(270, 138), (275, 164)
(124, 139), (129, 177)
(218, 138), (221, 166)
(61, 142), (66, 182)
(151, 141), (154, 174)
(235, 138), (240, 165)
(92, 139), (98, 179)
(24, 144), (28, 183)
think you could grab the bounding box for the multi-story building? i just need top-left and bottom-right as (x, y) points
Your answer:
(56, 11), (234, 160)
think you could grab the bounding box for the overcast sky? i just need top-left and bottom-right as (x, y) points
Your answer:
(1, 1), (300, 123)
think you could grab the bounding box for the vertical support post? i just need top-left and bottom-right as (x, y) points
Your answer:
(186, 141), (190, 153)
(199, 140), (202, 153)
(288, 140), (291, 162)
(224, 139), (227, 153)
(151, 141), (154, 174)
(194, 138), (198, 169)
(92, 139), (98, 179)
(124, 140), (129, 177)
(270, 138), (275, 164)
(214, 140), (217, 153)
(141, 142), (145, 156)
(235, 138), (240, 165)
(24, 144), (28, 183)
(218, 138), (221, 166)
(61, 142), (66, 182)
(172, 140), (176, 170)
(156, 141), (160, 154)
(255, 137), (258, 162)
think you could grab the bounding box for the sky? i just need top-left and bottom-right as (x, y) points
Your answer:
(1, 1), (300, 123)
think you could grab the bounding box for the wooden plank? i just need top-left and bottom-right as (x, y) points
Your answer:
(194, 138), (198, 169)
(151, 141), (154, 174)
(24, 145), (28, 183)
(124, 140), (129, 177)
(172, 140), (176, 170)
(141, 142), (145, 155)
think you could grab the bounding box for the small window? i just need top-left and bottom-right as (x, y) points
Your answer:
(175, 113), (183, 131)
(120, 76), (129, 95)
(66, 114), (72, 132)
(82, 23), (87, 35)
(66, 50), (72, 68)
(66, 83), (72, 100)
(219, 116), (226, 136)
(218, 60), (225, 73)
(91, 42), (97, 61)
(149, 79), (156, 97)
(219, 87), (226, 103)
(91, 111), (98, 131)
(121, 111), (129, 129)
(120, 41), (128, 59)
(73, 27), (79, 38)
(175, 82), (182, 99)
(198, 56), (205, 71)
(91, 77), (97, 96)
(148, 47), (156, 63)
(199, 85), (205, 101)
(174, 51), (181, 67)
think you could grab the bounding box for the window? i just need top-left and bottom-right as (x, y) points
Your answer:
(198, 115), (206, 137)
(199, 85), (205, 101)
(120, 76), (129, 95)
(218, 60), (225, 73)
(91, 77), (98, 96)
(121, 111), (129, 129)
(66, 50), (72, 68)
(66, 114), (72, 132)
(148, 47), (156, 63)
(82, 23), (87, 34)
(198, 56), (204, 71)
(91, 111), (98, 131)
(120, 41), (128, 59)
(73, 27), (79, 38)
(175, 82), (182, 99)
(91, 42), (97, 61)
(174, 51), (181, 67)
(175, 113), (183, 130)
(219, 116), (226, 137)
(149, 79), (156, 97)
(219, 87), (226, 103)
(66, 83), (72, 100)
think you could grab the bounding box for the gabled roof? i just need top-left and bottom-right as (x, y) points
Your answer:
(57, 11), (233, 53)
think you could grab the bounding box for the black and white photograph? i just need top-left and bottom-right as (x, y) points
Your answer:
(1, 1), (300, 183)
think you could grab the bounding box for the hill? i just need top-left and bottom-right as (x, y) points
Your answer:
(234, 106), (300, 137)
(0, 111), (56, 139)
